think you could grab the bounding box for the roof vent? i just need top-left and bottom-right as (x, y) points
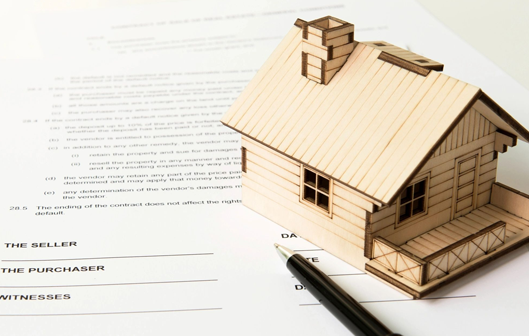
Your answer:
(298, 16), (355, 85)
(363, 41), (444, 72)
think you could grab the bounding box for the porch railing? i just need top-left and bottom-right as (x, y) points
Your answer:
(423, 220), (506, 283)
(371, 237), (426, 285)
(372, 220), (506, 285)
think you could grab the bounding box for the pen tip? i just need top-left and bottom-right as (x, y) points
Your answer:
(274, 243), (294, 264)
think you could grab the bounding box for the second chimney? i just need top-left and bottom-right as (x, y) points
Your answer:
(299, 16), (355, 85)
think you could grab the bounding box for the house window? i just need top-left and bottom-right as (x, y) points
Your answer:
(398, 177), (428, 223)
(302, 168), (331, 212)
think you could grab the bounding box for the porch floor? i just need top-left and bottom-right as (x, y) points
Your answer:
(399, 204), (529, 259)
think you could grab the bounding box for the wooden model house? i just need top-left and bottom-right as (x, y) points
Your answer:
(221, 16), (529, 298)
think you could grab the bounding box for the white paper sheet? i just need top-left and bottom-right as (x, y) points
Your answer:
(32, 0), (397, 59)
(1, 0), (529, 335)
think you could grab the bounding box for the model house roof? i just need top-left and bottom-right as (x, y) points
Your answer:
(221, 17), (529, 205)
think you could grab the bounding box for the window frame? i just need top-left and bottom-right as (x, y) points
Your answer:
(395, 173), (430, 227)
(300, 166), (333, 217)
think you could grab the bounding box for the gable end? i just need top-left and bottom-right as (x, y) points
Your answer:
(386, 89), (483, 205)
(478, 92), (529, 142)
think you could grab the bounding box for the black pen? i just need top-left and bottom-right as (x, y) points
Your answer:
(275, 244), (402, 336)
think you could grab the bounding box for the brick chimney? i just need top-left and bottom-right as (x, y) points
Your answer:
(297, 16), (355, 85)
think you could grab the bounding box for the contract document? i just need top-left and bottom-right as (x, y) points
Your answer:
(1, 0), (529, 335)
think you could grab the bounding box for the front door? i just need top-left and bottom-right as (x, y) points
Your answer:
(451, 150), (481, 220)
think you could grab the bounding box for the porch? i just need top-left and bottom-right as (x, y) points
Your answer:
(365, 183), (529, 298)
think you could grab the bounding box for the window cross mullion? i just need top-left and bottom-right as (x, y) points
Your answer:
(302, 167), (331, 213)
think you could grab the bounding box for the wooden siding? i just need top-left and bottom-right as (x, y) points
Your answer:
(432, 107), (497, 157)
(370, 117), (498, 246)
(241, 136), (370, 250)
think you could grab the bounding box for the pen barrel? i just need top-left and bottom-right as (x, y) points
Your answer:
(287, 254), (400, 336)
